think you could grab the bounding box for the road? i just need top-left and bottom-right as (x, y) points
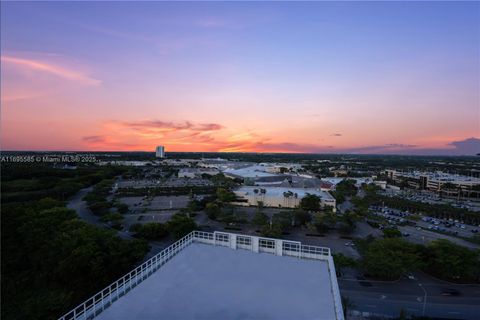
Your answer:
(340, 271), (480, 319)
(398, 225), (479, 249)
(67, 186), (166, 260)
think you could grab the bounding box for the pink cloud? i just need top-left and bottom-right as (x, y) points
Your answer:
(1, 55), (101, 86)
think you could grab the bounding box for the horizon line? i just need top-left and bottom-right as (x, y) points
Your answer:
(1, 150), (479, 157)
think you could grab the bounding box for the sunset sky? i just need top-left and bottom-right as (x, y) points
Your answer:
(1, 1), (479, 155)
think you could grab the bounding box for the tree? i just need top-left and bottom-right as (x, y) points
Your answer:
(293, 209), (311, 226)
(131, 222), (168, 240)
(382, 228), (401, 238)
(333, 253), (357, 269)
(167, 213), (197, 239)
(2, 203), (148, 320)
(332, 179), (357, 204)
(252, 208), (269, 226)
(272, 212), (294, 231)
(338, 212), (358, 234)
(362, 238), (423, 280)
(260, 222), (283, 238)
(186, 200), (199, 212)
(311, 212), (333, 234)
(216, 188), (236, 203)
(300, 194), (320, 211)
(205, 202), (221, 220)
(425, 239), (480, 282)
(100, 212), (124, 229)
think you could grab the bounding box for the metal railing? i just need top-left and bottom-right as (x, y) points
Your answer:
(59, 230), (343, 320)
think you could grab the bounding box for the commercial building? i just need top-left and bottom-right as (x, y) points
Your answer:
(233, 186), (336, 211)
(223, 164), (281, 180)
(178, 167), (219, 179)
(385, 170), (480, 199)
(59, 231), (344, 320)
(155, 146), (165, 158)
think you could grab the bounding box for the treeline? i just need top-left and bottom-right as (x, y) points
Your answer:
(84, 179), (115, 216)
(130, 213), (197, 240)
(331, 179), (358, 204)
(1, 164), (127, 203)
(1, 199), (149, 320)
(351, 237), (480, 283)
(1, 164), (148, 319)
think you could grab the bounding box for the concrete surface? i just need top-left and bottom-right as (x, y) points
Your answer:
(96, 243), (337, 320)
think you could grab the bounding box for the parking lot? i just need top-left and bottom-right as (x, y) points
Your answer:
(368, 206), (479, 248)
(381, 190), (480, 212)
(118, 195), (191, 213)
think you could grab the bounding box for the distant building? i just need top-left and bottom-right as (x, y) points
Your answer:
(385, 169), (480, 199)
(155, 146), (165, 158)
(178, 167), (219, 179)
(374, 180), (387, 190)
(233, 186), (336, 211)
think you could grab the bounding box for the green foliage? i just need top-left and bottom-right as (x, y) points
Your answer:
(331, 179), (357, 204)
(424, 240), (480, 282)
(260, 223), (283, 238)
(333, 253), (358, 269)
(1, 164), (126, 203)
(209, 173), (238, 188)
(100, 212), (124, 222)
(186, 200), (198, 212)
(131, 222), (168, 240)
(351, 196), (369, 216)
(84, 179), (114, 216)
(272, 211), (294, 231)
(205, 202), (221, 220)
(216, 188), (236, 203)
(331, 191), (345, 204)
(167, 213), (197, 239)
(293, 209), (311, 226)
(299, 194), (320, 211)
(383, 227), (402, 238)
(252, 209), (269, 226)
(312, 212), (336, 233)
(362, 183), (380, 194)
(1, 200), (148, 320)
(338, 212), (358, 234)
(362, 238), (423, 280)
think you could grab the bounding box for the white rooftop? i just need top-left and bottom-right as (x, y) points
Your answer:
(223, 165), (281, 178)
(59, 232), (343, 320)
(96, 243), (336, 320)
(237, 186), (336, 201)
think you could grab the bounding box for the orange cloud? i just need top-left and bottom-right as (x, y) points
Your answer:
(80, 119), (334, 153)
(1, 55), (101, 86)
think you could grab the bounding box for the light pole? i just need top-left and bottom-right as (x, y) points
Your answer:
(418, 283), (427, 316)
